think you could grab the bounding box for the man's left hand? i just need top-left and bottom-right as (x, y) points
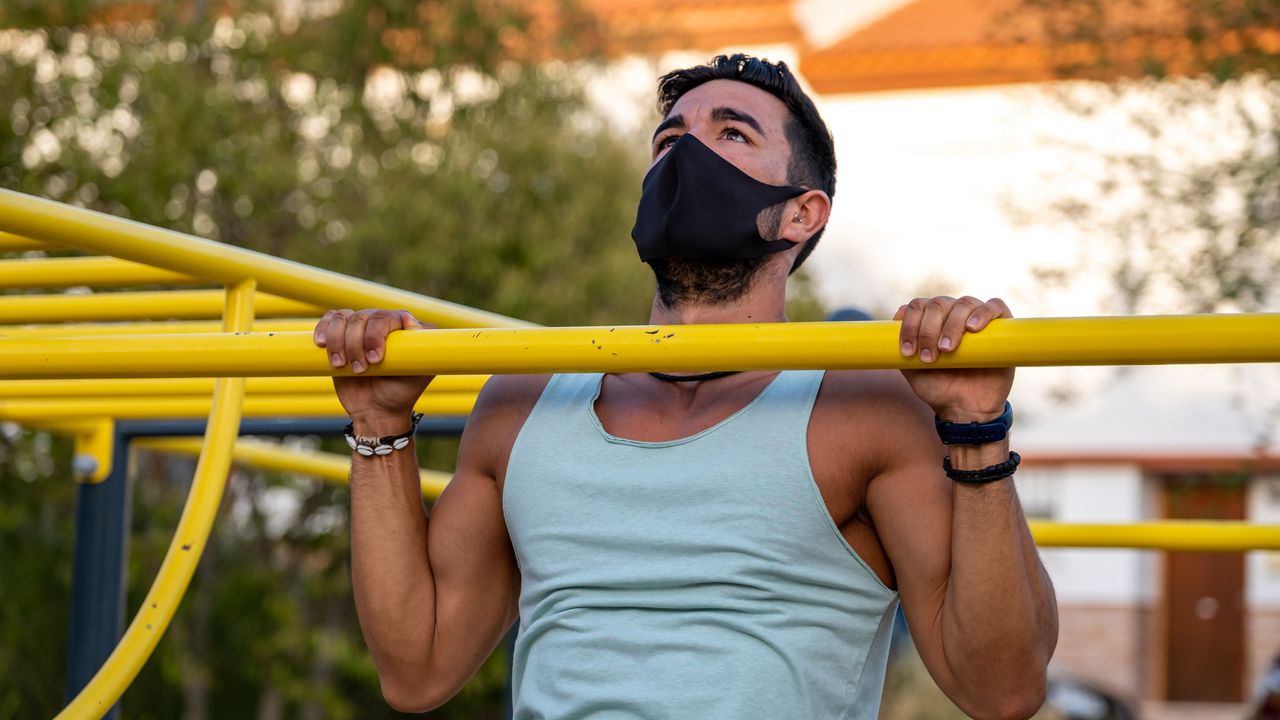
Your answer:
(894, 296), (1014, 423)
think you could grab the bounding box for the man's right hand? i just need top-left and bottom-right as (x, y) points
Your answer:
(312, 309), (435, 427)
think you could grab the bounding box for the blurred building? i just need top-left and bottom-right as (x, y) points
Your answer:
(555, 0), (1280, 716)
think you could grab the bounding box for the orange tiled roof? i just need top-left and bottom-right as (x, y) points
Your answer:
(562, 0), (803, 54)
(799, 0), (1278, 93)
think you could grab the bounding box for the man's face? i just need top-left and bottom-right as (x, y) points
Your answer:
(644, 79), (799, 309)
(649, 79), (793, 187)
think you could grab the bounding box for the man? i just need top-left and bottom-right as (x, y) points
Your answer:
(314, 54), (1057, 719)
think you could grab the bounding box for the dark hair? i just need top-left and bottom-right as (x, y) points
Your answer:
(657, 54), (836, 272)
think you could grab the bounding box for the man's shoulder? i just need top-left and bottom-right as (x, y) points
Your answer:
(813, 370), (936, 449)
(469, 374), (553, 429)
(819, 369), (925, 413)
(456, 374), (553, 479)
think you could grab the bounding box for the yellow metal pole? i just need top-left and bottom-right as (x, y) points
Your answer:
(0, 319), (318, 338)
(0, 393), (477, 421)
(0, 231), (52, 252)
(1, 314), (1277, 380)
(0, 289), (320, 323)
(56, 279), (256, 720)
(0, 189), (529, 329)
(1028, 521), (1280, 551)
(136, 437), (450, 499)
(0, 375), (488, 398)
(0, 256), (200, 288)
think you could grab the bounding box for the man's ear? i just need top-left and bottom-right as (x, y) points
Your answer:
(776, 189), (831, 244)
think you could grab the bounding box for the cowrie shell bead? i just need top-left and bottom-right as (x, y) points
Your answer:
(345, 435), (357, 450)
(373, 444), (393, 455)
(392, 437), (410, 450)
(355, 445), (375, 457)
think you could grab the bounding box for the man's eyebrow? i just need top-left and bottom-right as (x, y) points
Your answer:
(711, 107), (766, 138)
(652, 114), (685, 142)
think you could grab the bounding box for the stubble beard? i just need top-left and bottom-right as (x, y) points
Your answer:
(649, 203), (785, 309)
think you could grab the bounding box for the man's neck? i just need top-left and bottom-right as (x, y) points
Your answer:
(648, 293), (787, 326)
(647, 259), (792, 326)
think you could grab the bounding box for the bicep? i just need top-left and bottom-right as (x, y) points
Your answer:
(865, 430), (963, 695)
(421, 386), (525, 693)
(425, 462), (519, 683)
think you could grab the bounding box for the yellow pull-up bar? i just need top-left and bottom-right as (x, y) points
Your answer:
(0, 189), (530, 329)
(0, 314), (1276, 380)
(55, 280), (256, 720)
(0, 256), (201, 288)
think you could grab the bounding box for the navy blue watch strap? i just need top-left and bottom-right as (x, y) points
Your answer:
(934, 401), (1013, 445)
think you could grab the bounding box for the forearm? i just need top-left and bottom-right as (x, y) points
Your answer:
(941, 440), (1057, 717)
(348, 419), (437, 686)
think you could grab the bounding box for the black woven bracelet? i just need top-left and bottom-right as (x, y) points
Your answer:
(344, 412), (424, 457)
(943, 451), (1021, 484)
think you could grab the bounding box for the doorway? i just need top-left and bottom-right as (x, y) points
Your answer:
(1161, 473), (1247, 702)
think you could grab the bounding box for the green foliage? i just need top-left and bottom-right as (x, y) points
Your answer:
(0, 430), (75, 720)
(0, 0), (666, 716)
(0, 1), (655, 324)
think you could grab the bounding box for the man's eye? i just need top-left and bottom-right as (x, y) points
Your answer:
(724, 128), (747, 142)
(655, 134), (679, 150)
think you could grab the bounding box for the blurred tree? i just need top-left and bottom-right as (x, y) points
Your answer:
(1010, 0), (1279, 316)
(0, 1), (832, 718)
(1001, 0), (1279, 446)
(0, 429), (75, 720)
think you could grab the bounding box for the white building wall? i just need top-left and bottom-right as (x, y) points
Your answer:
(1248, 474), (1280, 608)
(1017, 464), (1152, 605)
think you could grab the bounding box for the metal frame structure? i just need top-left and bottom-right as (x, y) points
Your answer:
(1, 186), (1278, 719)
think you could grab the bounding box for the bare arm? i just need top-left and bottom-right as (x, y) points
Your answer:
(869, 426), (1057, 719)
(871, 297), (1058, 719)
(316, 310), (524, 711)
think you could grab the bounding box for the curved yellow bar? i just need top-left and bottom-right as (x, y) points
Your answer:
(0, 256), (200, 288)
(0, 375), (488, 398)
(0, 231), (52, 252)
(0, 289), (319, 323)
(56, 280), (256, 720)
(0, 319), (318, 338)
(1029, 520), (1280, 552)
(137, 437), (451, 499)
(0, 393), (477, 421)
(1, 314), (1277, 380)
(0, 189), (529, 329)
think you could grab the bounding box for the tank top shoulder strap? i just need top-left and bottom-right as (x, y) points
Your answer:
(519, 372), (601, 433)
(743, 370), (826, 440)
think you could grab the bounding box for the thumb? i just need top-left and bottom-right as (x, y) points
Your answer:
(399, 311), (427, 330)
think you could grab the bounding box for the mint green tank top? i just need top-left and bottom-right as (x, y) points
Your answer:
(503, 371), (899, 719)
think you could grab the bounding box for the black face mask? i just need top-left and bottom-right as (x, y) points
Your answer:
(630, 134), (809, 263)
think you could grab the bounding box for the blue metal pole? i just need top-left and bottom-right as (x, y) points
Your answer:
(118, 416), (468, 438)
(60, 415), (468, 717)
(64, 428), (131, 719)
